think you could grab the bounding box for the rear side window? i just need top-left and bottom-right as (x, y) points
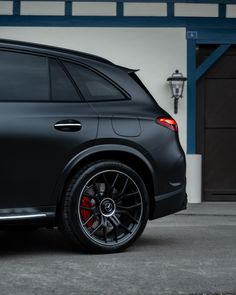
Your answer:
(49, 59), (81, 102)
(0, 51), (49, 101)
(63, 61), (126, 102)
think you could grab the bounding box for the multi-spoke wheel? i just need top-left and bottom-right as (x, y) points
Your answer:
(59, 160), (149, 253)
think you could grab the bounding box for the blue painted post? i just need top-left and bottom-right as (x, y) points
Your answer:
(167, 2), (174, 17)
(187, 39), (197, 154)
(65, 0), (73, 17)
(13, 0), (21, 16)
(117, 2), (124, 17)
(219, 3), (226, 18)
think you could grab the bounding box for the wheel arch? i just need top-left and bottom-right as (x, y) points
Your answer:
(53, 144), (157, 219)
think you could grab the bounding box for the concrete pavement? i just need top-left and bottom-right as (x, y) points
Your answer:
(178, 202), (236, 216)
(0, 203), (235, 295)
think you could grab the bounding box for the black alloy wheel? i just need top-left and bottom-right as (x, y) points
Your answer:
(59, 160), (149, 253)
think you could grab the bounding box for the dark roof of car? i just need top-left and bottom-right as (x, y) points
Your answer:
(0, 39), (114, 65)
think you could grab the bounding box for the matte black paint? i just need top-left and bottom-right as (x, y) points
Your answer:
(0, 39), (187, 225)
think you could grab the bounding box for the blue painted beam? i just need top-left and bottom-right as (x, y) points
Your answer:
(187, 28), (236, 43)
(196, 44), (230, 80)
(187, 39), (197, 154)
(3, 15), (236, 27)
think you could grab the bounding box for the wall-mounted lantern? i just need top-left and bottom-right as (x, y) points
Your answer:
(167, 70), (187, 114)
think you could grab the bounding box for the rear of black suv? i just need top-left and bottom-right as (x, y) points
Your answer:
(0, 39), (186, 253)
(85, 63), (187, 222)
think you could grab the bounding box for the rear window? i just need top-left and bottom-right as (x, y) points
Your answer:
(63, 61), (127, 102)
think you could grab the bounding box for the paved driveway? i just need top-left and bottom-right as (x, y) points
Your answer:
(0, 214), (235, 295)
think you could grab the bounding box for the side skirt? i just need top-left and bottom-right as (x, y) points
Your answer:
(0, 207), (56, 226)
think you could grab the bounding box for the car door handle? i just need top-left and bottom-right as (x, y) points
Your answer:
(54, 120), (82, 132)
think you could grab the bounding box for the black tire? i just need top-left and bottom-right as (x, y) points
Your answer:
(59, 160), (149, 254)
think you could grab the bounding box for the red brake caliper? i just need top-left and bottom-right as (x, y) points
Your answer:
(80, 196), (94, 228)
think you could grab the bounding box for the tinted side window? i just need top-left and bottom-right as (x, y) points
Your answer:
(63, 61), (126, 102)
(0, 51), (49, 101)
(49, 59), (81, 102)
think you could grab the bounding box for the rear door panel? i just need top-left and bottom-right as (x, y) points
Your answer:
(0, 102), (98, 208)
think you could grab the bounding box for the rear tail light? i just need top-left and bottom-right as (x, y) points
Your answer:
(156, 117), (178, 132)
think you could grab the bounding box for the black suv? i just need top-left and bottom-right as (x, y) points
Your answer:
(0, 39), (187, 253)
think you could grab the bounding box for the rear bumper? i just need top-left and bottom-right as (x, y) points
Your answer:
(149, 185), (187, 220)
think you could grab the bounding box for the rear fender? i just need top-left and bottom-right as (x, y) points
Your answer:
(52, 144), (157, 206)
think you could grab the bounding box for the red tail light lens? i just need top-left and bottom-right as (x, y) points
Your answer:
(156, 117), (178, 132)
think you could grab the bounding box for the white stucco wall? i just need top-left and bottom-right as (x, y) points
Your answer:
(0, 27), (201, 203)
(175, 3), (218, 17)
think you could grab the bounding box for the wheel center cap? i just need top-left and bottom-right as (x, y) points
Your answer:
(100, 198), (116, 217)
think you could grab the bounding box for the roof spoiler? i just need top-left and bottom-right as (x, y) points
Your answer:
(116, 65), (139, 73)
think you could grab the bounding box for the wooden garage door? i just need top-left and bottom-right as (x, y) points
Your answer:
(197, 45), (236, 201)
